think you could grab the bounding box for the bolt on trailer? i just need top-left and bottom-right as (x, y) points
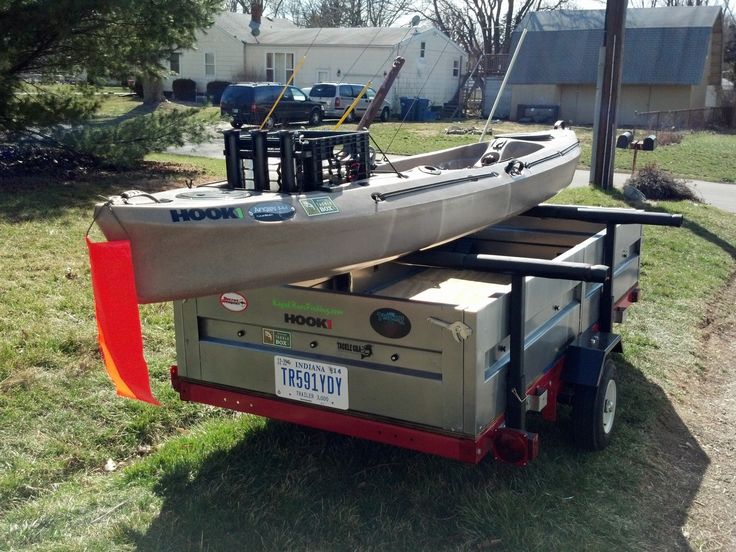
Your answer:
(170, 205), (682, 465)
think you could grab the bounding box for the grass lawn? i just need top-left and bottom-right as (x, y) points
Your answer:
(366, 120), (736, 183)
(1, 148), (735, 549)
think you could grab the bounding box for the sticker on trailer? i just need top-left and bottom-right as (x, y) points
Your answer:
(263, 328), (291, 348)
(274, 355), (348, 410)
(219, 292), (248, 312)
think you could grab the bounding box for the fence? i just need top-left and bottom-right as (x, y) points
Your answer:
(635, 106), (735, 131)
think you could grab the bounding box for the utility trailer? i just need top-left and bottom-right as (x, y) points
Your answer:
(170, 205), (681, 465)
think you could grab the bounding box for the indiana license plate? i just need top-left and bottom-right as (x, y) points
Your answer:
(274, 355), (348, 410)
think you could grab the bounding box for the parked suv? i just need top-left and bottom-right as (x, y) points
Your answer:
(220, 83), (323, 129)
(308, 83), (391, 122)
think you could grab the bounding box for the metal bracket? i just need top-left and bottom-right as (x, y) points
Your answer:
(427, 317), (473, 343)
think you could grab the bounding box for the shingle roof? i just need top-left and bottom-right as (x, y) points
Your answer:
(213, 13), (432, 47)
(213, 13), (296, 42)
(509, 6), (721, 86)
(244, 26), (431, 47)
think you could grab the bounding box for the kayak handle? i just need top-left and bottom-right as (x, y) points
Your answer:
(505, 160), (525, 176)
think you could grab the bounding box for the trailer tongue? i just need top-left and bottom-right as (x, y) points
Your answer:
(169, 206), (681, 465)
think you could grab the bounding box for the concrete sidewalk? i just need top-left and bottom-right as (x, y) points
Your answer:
(570, 169), (736, 214)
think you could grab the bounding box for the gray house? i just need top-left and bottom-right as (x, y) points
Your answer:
(506, 6), (724, 125)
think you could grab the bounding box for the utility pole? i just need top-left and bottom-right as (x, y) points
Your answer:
(590, 1), (628, 190)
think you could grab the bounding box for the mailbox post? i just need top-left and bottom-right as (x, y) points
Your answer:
(616, 131), (656, 174)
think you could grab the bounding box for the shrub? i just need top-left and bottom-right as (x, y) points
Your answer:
(52, 107), (218, 169)
(206, 80), (231, 104)
(627, 164), (701, 202)
(172, 78), (197, 102)
(0, 143), (97, 179)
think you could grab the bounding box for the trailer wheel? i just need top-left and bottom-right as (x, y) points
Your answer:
(572, 357), (617, 451)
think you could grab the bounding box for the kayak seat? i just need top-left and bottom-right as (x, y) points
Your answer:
(374, 142), (490, 173)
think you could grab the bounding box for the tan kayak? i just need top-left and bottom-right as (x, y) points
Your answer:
(93, 127), (580, 303)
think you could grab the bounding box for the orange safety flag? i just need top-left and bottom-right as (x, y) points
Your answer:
(86, 237), (160, 405)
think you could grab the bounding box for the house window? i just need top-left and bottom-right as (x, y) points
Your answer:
(317, 69), (329, 83)
(266, 52), (294, 84)
(420, 42), (426, 58)
(205, 53), (215, 76)
(169, 53), (181, 75)
(453, 59), (460, 77)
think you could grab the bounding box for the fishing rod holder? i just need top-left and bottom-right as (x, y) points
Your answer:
(223, 128), (371, 193)
(525, 204), (683, 334)
(398, 251), (609, 432)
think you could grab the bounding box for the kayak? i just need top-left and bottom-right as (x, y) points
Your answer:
(93, 127), (580, 303)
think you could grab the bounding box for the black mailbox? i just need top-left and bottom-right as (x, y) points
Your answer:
(642, 135), (656, 151)
(616, 131), (633, 149)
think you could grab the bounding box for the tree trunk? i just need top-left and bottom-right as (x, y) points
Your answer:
(142, 75), (164, 105)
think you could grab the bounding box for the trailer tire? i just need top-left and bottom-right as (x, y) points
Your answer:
(572, 357), (617, 451)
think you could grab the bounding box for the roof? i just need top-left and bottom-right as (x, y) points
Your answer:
(212, 14), (461, 53)
(246, 26), (456, 49)
(509, 6), (722, 86)
(213, 12), (296, 42)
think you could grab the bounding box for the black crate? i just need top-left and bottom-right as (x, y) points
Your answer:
(224, 129), (371, 193)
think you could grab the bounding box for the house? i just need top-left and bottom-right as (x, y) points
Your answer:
(164, 13), (466, 114)
(505, 6), (724, 126)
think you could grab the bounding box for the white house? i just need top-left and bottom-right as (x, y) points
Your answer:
(165, 13), (466, 113)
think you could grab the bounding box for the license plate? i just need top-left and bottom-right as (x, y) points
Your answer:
(232, 108), (239, 113)
(274, 355), (348, 410)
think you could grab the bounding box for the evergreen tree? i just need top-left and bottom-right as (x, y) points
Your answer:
(0, 0), (222, 133)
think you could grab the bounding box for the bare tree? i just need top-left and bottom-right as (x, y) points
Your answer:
(421, 0), (571, 61)
(277, 0), (411, 27)
(625, 0), (712, 5)
(223, 0), (288, 17)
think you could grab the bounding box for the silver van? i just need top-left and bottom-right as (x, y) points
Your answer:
(308, 83), (391, 122)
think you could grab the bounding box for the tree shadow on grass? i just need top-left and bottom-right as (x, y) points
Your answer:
(0, 165), (204, 224)
(124, 358), (708, 552)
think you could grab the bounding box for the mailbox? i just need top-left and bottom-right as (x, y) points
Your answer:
(642, 135), (656, 151)
(616, 131), (633, 149)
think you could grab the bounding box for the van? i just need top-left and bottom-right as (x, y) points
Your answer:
(220, 83), (323, 129)
(308, 83), (391, 122)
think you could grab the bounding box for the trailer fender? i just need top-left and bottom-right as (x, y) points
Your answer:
(562, 329), (622, 387)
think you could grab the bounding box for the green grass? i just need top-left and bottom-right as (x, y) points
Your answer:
(358, 120), (736, 183)
(144, 153), (226, 178)
(1, 141), (735, 549)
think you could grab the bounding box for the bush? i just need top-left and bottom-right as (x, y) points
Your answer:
(52, 107), (218, 169)
(627, 164), (701, 202)
(172, 78), (197, 102)
(206, 80), (231, 104)
(0, 143), (97, 179)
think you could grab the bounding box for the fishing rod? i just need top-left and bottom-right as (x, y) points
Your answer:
(259, 28), (323, 130)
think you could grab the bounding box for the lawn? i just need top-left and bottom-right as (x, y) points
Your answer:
(365, 121), (736, 183)
(1, 152), (735, 549)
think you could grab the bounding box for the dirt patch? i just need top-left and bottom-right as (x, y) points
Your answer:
(648, 273), (736, 550)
